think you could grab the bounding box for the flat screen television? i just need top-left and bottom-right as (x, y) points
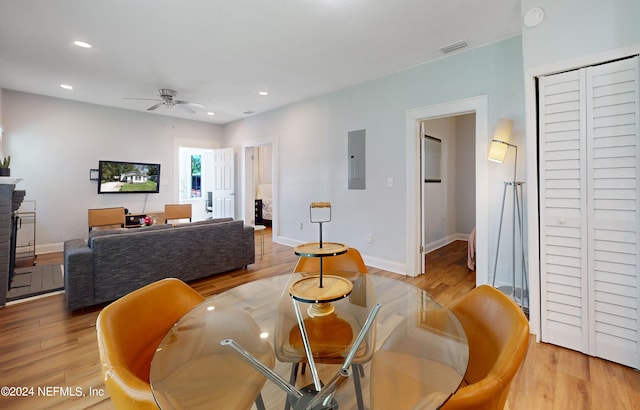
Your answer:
(98, 160), (161, 194)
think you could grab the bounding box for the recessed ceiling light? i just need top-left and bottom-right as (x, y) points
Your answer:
(73, 40), (92, 48)
(243, 110), (255, 115)
(207, 112), (215, 116)
(60, 84), (73, 90)
(258, 91), (268, 96)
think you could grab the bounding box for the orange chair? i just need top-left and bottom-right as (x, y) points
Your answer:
(294, 247), (368, 280)
(286, 247), (372, 410)
(371, 285), (529, 410)
(88, 207), (125, 232)
(164, 203), (192, 224)
(441, 285), (529, 409)
(96, 278), (204, 409)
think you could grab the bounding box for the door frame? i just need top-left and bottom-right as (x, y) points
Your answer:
(241, 137), (280, 240)
(406, 96), (488, 282)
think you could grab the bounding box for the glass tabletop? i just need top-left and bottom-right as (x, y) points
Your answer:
(150, 273), (469, 410)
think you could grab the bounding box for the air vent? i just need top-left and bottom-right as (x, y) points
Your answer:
(439, 39), (468, 54)
(243, 110), (255, 115)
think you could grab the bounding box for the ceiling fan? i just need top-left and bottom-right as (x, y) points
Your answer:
(125, 88), (205, 114)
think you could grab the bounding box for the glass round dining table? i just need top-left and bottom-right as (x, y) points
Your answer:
(150, 273), (469, 410)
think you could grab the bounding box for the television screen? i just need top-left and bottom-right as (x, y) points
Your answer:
(98, 160), (161, 194)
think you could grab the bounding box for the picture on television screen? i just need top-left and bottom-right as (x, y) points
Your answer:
(98, 160), (161, 194)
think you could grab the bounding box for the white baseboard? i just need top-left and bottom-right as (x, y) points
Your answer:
(40, 232), (469, 276)
(424, 232), (469, 254)
(276, 235), (304, 248)
(275, 235), (408, 276)
(361, 255), (406, 275)
(36, 242), (64, 255)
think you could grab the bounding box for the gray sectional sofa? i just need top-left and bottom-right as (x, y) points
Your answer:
(63, 218), (255, 310)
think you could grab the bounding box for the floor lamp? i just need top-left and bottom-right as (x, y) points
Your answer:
(488, 119), (529, 313)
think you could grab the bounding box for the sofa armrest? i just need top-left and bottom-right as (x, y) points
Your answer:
(242, 225), (256, 265)
(64, 239), (95, 310)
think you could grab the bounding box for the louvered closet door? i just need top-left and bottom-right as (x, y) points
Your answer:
(539, 69), (590, 354)
(539, 56), (640, 369)
(585, 57), (639, 368)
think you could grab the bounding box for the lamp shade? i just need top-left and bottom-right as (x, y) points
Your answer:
(488, 119), (514, 163)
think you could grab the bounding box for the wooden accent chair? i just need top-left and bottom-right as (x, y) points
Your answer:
(96, 278), (204, 409)
(164, 203), (192, 224)
(370, 285), (530, 410)
(88, 207), (125, 232)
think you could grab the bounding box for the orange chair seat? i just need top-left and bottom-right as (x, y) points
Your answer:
(96, 278), (205, 409)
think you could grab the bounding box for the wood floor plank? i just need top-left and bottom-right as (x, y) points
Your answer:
(552, 372), (591, 410)
(0, 233), (638, 409)
(589, 356), (636, 410)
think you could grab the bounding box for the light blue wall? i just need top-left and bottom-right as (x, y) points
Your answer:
(522, 0), (640, 69)
(224, 36), (525, 273)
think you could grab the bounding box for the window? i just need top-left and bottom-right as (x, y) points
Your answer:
(191, 155), (201, 198)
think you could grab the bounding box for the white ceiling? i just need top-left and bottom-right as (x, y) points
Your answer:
(0, 0), (522, 125)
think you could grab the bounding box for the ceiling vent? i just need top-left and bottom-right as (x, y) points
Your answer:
(439, 39), (468, 54)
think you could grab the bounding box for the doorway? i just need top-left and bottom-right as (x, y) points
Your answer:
(421, 114), (476, 274)
(242, 137), (280, 239)
(406, 96), (488, 284)
(178, 146), (214, 221)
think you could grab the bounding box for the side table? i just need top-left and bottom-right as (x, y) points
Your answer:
(254, 224), (266, 257)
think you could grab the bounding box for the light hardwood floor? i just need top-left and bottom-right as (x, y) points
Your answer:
(0, 231), (638, 409)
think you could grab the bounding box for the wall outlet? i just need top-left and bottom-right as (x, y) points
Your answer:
(387, 177), (394, 188)
(367, 233), (373, 243)
(299, 222), (304, 230)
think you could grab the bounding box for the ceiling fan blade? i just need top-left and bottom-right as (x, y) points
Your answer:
(176, 100), (206, 109)
(178, 104), (196, 114)
(147, 103), (162, 111)
(124, 97), (162, 102)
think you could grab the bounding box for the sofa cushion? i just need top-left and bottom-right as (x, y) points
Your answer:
(173, 217), (233, 228)
(90, 220), (251, 303)
(89, 224), (172, 247)
(89, 228), (127, 240)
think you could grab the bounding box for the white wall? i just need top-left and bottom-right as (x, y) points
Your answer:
(421, 113), (476, 252)
(223, 36), (525, 275)
(0, 88), (4, 158)
(2, 90), (223, 251)
(422, 117), (455, 249)
(455, 114), (476, 234)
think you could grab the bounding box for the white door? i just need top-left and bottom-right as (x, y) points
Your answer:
(419, 122), (427, 274)
(539, 56), (640, 369)
(213, 147), (235, 219)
